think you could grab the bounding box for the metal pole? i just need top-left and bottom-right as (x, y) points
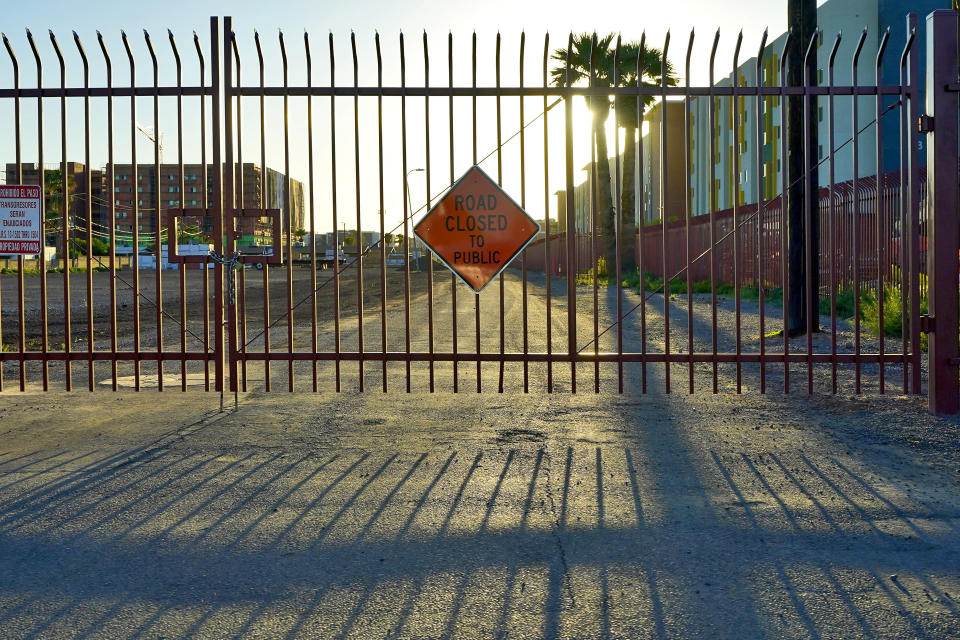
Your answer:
(925, 9), (960, 415)
(786, 0), (819, 335)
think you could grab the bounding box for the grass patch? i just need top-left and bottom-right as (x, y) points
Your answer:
(1, 266), (110, 275)
(818, 286), (870, 319)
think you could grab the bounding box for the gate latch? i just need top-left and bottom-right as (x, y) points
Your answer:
(918, 115), (935, 133)
(919, 314), (935, 333)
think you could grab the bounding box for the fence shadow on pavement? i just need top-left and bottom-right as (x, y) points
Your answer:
(2, 393), (959, 639)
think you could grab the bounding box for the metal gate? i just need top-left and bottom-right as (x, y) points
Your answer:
(1, 13), (957, 411)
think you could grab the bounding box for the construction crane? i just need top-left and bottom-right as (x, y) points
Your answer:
(135, 122), (163, 164)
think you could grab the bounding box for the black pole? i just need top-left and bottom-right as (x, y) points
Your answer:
(786, 0), (819, 335)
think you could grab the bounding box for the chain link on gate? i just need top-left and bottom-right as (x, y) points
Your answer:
(209, 251), (241, 306)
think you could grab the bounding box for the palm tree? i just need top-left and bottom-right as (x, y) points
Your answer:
(614, 41), (677, 272)
(552, 34), (676, 273)
(42, 169), (77, 247)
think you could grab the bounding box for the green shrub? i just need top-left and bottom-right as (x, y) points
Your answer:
(692, 280), (713, 294)
(861, 284), (927, 338)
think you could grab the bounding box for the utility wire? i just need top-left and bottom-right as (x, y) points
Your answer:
(241, 97), (564, 349)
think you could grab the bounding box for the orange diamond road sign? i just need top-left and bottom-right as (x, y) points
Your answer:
(414, 165), (540, 293)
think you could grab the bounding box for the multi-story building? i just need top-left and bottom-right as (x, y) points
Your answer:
(103, 162), (304, 249)
(688, 0), (943, 215)
(5, 161), (304, 251)
(563, 0), (943, 229)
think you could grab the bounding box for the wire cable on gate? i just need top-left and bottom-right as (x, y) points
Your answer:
(577, 98), (905, 355)
(240, 97), (564, 350)
(64, 233), (212, 349)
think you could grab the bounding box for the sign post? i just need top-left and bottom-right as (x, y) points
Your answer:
(0, 185), (42, 255)
(414, 166), (540, 293)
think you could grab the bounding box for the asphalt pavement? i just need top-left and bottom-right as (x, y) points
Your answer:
(1, 273), (960, 639)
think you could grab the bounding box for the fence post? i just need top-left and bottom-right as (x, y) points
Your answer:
(925, 9), (960, 415)
(210, 16), (225, 393)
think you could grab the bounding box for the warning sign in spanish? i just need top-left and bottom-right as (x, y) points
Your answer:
(414, 166), (540, 293)
(0, 185), (42, 255)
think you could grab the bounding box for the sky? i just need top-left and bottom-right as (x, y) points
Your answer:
(0, 0), (831, 239)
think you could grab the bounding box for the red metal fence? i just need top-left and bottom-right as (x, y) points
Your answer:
(627, 170), (927, 292)
(0, 13), (957, 411)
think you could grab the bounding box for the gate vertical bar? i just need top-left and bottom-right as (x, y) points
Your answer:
(708, 31), (719, 393)
(730, 32), (740, 394)
(195, 32), (211, 392)
(827, 33), (841, 394)
(852, 29), (867, 395)
(497, 33), (506, 393)
(906, 13), (922, 396)
(305, 33), (318, 392)
(210, 17), (225, 393)
(355, 33), (366, 392)
(3, 34), (26, 390)
(254, 34), (270, 391)
(51, 32), (71, 391)
(563, 33), (577, 393)
(925, 9), (960, 415)
(448, 33), (458, 393)
(661, 32), (672, 394)
(378, 33), (388, 392)
(685, 31), (696, 394)
(400, 33), (411, 392)
(26, 31), (49, 391)
(779, 32), (792, 394)
(519, 32), (529, 394)
(543, 34), (552, 393)
(473, 33), (482, 393)
(231, 35), (247, 392)
(755, 30), (768, 395)
(74, 33), (94, 392)
(422, 31), (433, 393)
(588, 34), (598, 394)
(169, 30), (188, 392)
(280, 31), (297, 392)
(223, 17), (238, 393)
(875, 28), (890, 393)
(145, 31), (163, 391)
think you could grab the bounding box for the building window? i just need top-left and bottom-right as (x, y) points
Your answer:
(138, 186), (143, 193)
(115, 199), (120, 206)
(167, 174), (175, 180)
(188, 186), (198, 193)
(138, 174), (143, 181)
(114, 186), (121, 193)
(167, 186), (179, 193)
(190, 199), (198, 206)
(117, 174), (127, 181)
(168, 199), (179, 206)
(138, 199), (143, 206)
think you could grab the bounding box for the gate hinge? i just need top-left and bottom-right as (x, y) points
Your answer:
(919, 314), (935, 333)
(918, 115), (935, 133)
(948, 357), (960, 366)
(947, 83), (960, 92)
